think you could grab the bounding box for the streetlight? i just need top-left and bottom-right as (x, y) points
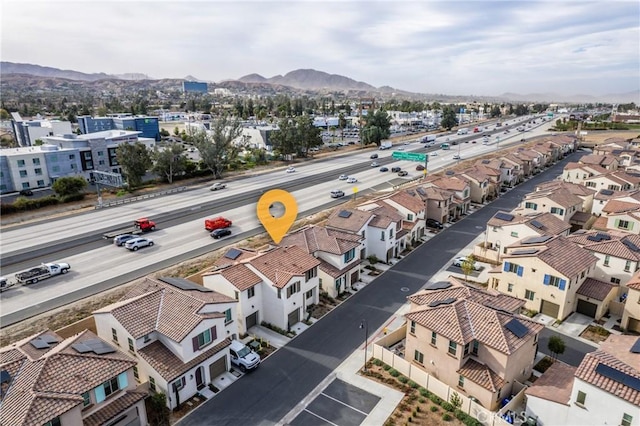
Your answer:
(359, 319), (368, 372)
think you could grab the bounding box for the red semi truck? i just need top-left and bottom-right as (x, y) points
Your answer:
(103, 218), (157, 239)
(205, 217), (232, 231)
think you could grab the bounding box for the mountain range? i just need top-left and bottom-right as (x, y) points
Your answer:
(1, 61), (638, 103)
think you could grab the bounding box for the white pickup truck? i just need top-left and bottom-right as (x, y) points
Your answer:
(15, 262), (71, 285)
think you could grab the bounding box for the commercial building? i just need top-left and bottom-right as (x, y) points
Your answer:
(182, 81), (208, 94)
(10, 112), (73, 147)
(77, 114), (161, 141)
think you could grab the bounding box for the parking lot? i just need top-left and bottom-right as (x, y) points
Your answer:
(289, 378), (381, 426)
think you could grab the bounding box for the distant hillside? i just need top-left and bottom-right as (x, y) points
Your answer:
(498, 90), (640, 104)
(238, 69), (376, 92)
(0, 62), (154, 82)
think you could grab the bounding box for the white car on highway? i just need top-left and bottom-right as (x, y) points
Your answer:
(347, 177), (358, 183)
(286, 166), (296, 173)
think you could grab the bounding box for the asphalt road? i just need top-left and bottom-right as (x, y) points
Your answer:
(178, 151), (585, 425)
(539, 328), (596, 367)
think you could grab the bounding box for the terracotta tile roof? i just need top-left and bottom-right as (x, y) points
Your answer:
(576, 278), (618, 301)
(418, 186), (452, 201)
(457, 358), (505, 392)
(138, 338), (231, 382)
(570, 211), (592, 224)
(487, 211), (529, 227)
(217, 264), (263, 291)
(591, 215), (609, 231)
(567, 230), (640, 261)
(524, 213), (572, 235)
(214, 248), (260, 268)
(612, 171), (640, 185)
(326, 208), (374, 233)
(627, 271), (640, 290)
(248, 246), (321, 289)
(0, 330), (137, 426)
(318, 259), (362, 279)
(364, 204), (403, 229)
(534, 237), (597, 278)
(280, 225), (361, 255)
(405, 298), (542, 355)
(580, 154), (609, 166)
(524, 188), (583, 208)
(460, 168), (490, 183)
(536, 180), (596, 197)
(594, 188), (629, 200)
(525, 361), (576, 405)
(474, 164), (502, 179)
(94, 277), (235, 341)
(12, 330), (63, 361)
(575, 336), (640, 405)
(602, 200), (640, 214)
(429, 176), (469, 192)
(83, 391), (147, 426)
(385, 191), (425, 213)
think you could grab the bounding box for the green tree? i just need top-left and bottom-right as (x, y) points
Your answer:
(34, 139), (44, 146)
(173, 127), (180, 136)
(0, 108), (10, 120)
(191, 115), (243, 178)
(52, 176), (87, 196)
(146, 393), (170, 426)
(295, 115), (323, 157)
(450, 391), (463, 409)
(361, 110), (391, 147)
(548, 335), (566, 360)
(440, 107), (458, 130)
(338, 112), (347, 132)
(159, 128), (170, 137)
(460, 254), (476, 282)
(490, 106), (502, 118)
(270, 118), (298, 158)
(116, 142), (152, 189)
(151, 142), (188, 184)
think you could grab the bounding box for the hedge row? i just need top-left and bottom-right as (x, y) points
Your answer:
(0, 193), (85, 215)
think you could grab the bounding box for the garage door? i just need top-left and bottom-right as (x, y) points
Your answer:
(576, 299), (597, 318)
(628, 318), (640, 333)
(540, 300), (560, 318)
(208, 357), (227, 379)
(350, 271), (359, 286)
(288, 308), (300, 328)
(245, 312), (258, 330)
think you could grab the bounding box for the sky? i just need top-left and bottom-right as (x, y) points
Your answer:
(2, 0), (639, 98)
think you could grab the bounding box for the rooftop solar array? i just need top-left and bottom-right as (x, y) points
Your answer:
(511, 249), (539, 256)
(600, 189), (614, 196)
(416, 188), (427, 196)
(71, 339), (116, 355)
(505, 318), (529, 338)
(622, 239), (640, 252)
(29, 335), (60, 350)
(225, 248), (242, 260)
(523, 235), (552, 244)
(428, 297), (457, 308)
(338, 210), (352, 218)
(630, 337), (640, 354)
(594, 363), (640, 392)
(445, 171), (455, 176)
(158, 277), (212, 292)
(495, 212), (514, 222)
(425, 281), (453, 290)
(0, 370), (11, 385)
(530, 220), (544, 229)
(587, 233), (612, 243)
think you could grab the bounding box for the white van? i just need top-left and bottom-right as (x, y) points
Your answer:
(229, 340), (261, 372)
(457, 128), (469, 135)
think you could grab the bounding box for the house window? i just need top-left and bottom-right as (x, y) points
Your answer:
(361, 230), (365, 239)
(225, 308), (233, 324)
(305, 267), (317, 281)
(464, 342), (470, 356)
(458, 375), (465, 388)
(448, 340), (457, 356)
(611, 277), (621, 284)
(622, 413), (633, 426)
(407, 213), (414, 221)
(545, 275), (564, 288)
(503, 262), (523, 276)
(390, 228), (394, 238)
(193, 327), (217, 350)
(510, 231), (518, 237)
(19, 170), (27, 178)
(576, 390), (586, 405)
(431, 331), (437, 345)
(17, 159), (25, 167)
(525, 202), (537, 210)
(410, 321), (416, 334)
(52, 165), (60, 173)
(507, 283), (514, 292)
(625, 260), (632, 272)
(550, 207), (564, 215)
(319, 278), (323, 291)
(414, 350), (424, 364)
(143, 334), (151, 343)
(306, 289), (313, 299)
(102, 376), (120, 398)
(604, 255), (610, 266)
(98, 151), (104, 157)
(128, 337), (134, 352)
(50, 154), (59, 162)
(112, 328), (118, 343)
(247, 287), (255, 298)
(37, 180), (44, 186)
(82, 391), (91, 407)
(617, 220), (631, 230)
(525, 290), (535, 301)
(472, 340), (479, 356)
(43, 418), (61, 426)
(32, 158), (41, 165)
(286, 281), (301, 298)
(35, 168), (42, 175)
(69, 154), (76, 160)
(172, 377), (186, 391)
(381, 231), (385, 241)
(344, 248), (356, 263)
(99, 160), (106, 166)
(133, 366), (139, 381)
(149, 377), (156, 392)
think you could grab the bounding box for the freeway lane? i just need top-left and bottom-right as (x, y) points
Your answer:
(178, 150), (583, 426)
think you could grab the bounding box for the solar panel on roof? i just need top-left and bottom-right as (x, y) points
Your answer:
(445, 171), (455, 176)
(29, 338), (50, 349)
(622, 239), (640, 252)
(425, 281), (453, 290)
(40, 335), (59, 344)
(158, 277), (212, 292)
(511, 249), (539, 256)
(416, 188), (426, 196)
(84, 339), (117, 355)
(631, 338), (640, 354)
(587, 235), (601, 242)
(0, 370), (11, 385)
(596, 233), (611, 241)
(93, 345), (117, 355)
(530, 220), (544, 229)
(600, 189), (614, 196)
(71, 343), (93, 353)
(495, 212), (515, 222)
(428, 297), (457, 307)
(595, 363), (640, 392)
(523, 235), (552, 244)
(225, 248), (243, 260)
(338, 210), (352, 218)
(505, 318), (528, 338)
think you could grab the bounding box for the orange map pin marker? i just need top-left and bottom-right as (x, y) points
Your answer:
(257, 189), (298, 244)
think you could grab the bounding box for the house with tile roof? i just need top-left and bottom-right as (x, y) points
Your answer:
(93, 277), (237, 410)
(356, 202), (404, 263)
(404, 283), (543, 411)
(514, 187), (582, 223)
(592, 189), (640, 216)
(499, 155), (526, 185)
(579, 153), (620, 171)
(566, 229), (640, 290)
(410, 186), (455, 225)
(380, 190), (426, 245)
(476, 158), (519, 188)
(459, 168), (492, 203)
(203, 245), (321, 333)
(0, 329), (147, 426)
(562, 162), (609, 186)
(621, 272), (640, 333)
(584, 171), (637, 193)
(600, 209), (640, 235)
(474, 211), (571, 263)
(278, 225), (364, 299)
(525, 334), (640, 426)
(423, 176), (471, 219)
(489, 236), (598, 320)
(535, 180), (597, 214)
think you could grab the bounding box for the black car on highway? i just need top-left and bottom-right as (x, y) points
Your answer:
(211, 228), (232, 239)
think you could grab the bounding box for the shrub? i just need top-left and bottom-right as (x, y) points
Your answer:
(534, 356), (554, 373)
(455, 409), (466, 421)
(367, 254), (379, 265)
(61, 193), (85, 203)
(418, 397), (426, 403)
(408, 380), (419, 389)
(383, 364), (392, 371)
(441, 402), (455, 412)
(373, 359), (383, 366)
(419, 388), (430, 398)
(398, 376), (408, 384)
(463, 418), (483, 426)
(429, 395), (443, 405)
(389, 368), (400, 377)
(430, 406), (439, 412)
(442, 413), (452, 421)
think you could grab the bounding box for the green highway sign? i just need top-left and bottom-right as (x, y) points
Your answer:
(391, 151), (427, 162)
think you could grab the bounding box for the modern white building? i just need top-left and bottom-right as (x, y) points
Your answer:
(10, 112), (73, 147)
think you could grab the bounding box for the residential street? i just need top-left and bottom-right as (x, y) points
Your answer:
(538, 328), (597, 367)
(178, 151), (589, 426)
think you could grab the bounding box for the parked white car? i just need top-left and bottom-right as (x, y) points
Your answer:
(452, 257), (481, 271)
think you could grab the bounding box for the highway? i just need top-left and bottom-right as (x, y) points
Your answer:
(0, 115), (554, 326)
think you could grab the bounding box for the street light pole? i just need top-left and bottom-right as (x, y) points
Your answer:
(359, 319), (368, 372)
